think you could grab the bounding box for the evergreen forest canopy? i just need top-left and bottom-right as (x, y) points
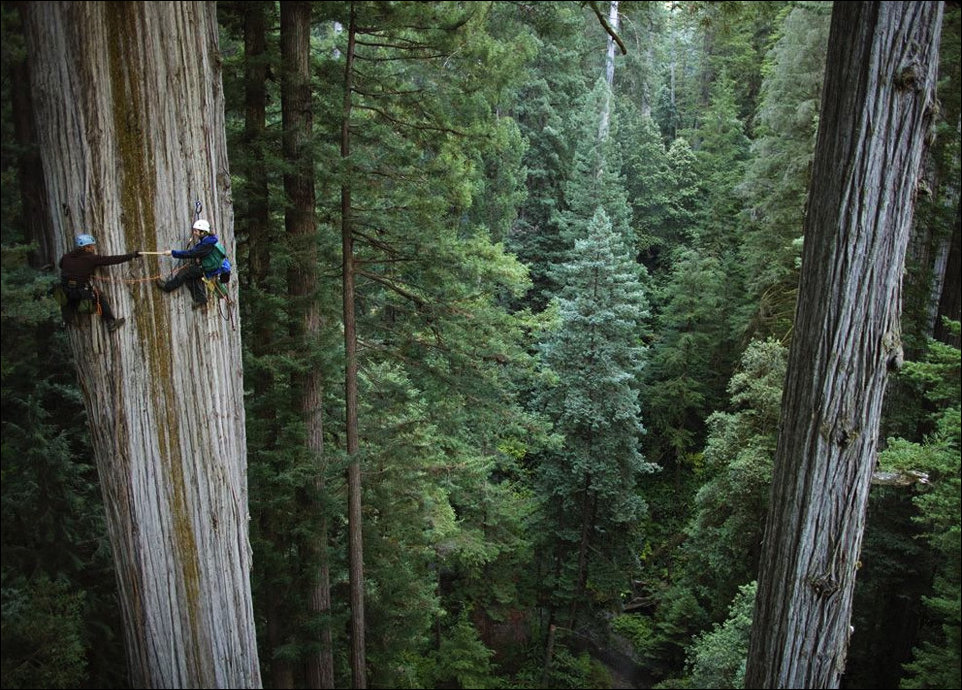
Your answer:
(1, 1), (959, 689)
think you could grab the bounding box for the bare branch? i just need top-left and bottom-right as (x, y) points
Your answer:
(587, 1), (627, 55)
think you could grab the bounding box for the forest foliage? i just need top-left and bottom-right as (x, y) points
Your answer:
(2, 2), (959, 688)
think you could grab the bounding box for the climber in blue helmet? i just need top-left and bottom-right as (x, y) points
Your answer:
(58, 233), (142, 332)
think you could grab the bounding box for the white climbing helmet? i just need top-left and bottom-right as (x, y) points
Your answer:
(192, 219), (211, 234)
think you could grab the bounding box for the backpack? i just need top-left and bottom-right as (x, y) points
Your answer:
(200, 241), (230, 277)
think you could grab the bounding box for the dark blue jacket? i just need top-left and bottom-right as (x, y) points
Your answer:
(171, 235), (231, 278)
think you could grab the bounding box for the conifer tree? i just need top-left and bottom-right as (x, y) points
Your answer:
(320, 3), (545, 683)
(617, 99), (675, 269)
(0, 246), (125, 687)
(667, 2), (783, 134)
(636, 339), (786, 682)
(644, 247), (729, 472)
(663, 136), (701, 249)
(535, 207), (656, 626)
(846, 327), (960, 689)
(221, 4), (342, 685)
(280, 4), (336, 687)
(685, 581), (757, 689)
(643, 72), (750, 476)
(508, 5), (595, 310)
(891, 325), (961, 689)
(737, 1), (831, 341)
(689, 70), (750, 253)
(558, 78), (632, 247)
(617, 2), (670, 119)
(681, 338), (787, 618)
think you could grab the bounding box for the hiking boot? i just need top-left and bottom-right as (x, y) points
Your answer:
(156, 278), (168, 291)
(192, 301), (208, 311)
(107, 317), (126, 333)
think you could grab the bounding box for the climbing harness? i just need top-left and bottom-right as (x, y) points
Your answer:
(203, 275), (237, 330)
(51, 279), (103, 318)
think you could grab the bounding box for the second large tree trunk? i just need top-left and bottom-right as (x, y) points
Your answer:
(744, 3), (943, 688)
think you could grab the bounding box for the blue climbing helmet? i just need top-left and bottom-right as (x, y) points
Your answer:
(75, 233), (96, 248)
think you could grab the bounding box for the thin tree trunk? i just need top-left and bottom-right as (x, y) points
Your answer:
(234, 21), (286, 672)
(541, 623), (557, 686)
(668, 19), (676, 141)
(604, 0), (618, 90)
(744, 3), (942, 688)
(22, 2), (261, 687)
(280, 3), (321, 687)
(342, 5), (367, 687)
(568, 473), (594, 631)
(642, 28), (655, 119)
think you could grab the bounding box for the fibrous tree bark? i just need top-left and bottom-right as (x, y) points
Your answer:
(744, 3), (943, 688)
(22, 2), (261, 687)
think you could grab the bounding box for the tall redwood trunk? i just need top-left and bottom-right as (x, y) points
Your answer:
(22, 2), (261, 687)
(745, 3), (943, 688)
(280, 3), (336, 687)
